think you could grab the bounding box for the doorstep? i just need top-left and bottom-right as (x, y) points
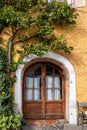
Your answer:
(27, 119), (67, 127)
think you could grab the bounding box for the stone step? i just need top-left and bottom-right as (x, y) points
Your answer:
(21, 124), (64, 130)
(21, 124), (87, 130)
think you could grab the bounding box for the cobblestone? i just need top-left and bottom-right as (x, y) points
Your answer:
(21, 124), (87, 130)
(21, 123), (64, 130)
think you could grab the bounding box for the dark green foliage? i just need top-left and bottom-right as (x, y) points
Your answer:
(0, 0), (78, 58)
(0, 47), (12, 115)
(47, 0), (78, 25)
(0, 47), (22, 130)
(0, 48), (8, 71)
(0, 112), (22, 130)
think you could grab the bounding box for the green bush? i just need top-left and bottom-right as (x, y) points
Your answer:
(0, 112), (22, 130)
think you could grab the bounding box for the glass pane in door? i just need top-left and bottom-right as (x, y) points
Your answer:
(34, 64), (41, 100)
(46, 76), (53, 100)
(26, 77), (33, 100)
(34, 77), (41, 100)
(25, 64), (41, 100)
(26, 89), (32, 100)
(54, 76), (62, 100)
(46, 64), (62, 100)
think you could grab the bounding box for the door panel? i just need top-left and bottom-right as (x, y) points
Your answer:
(24, 102), (43, 118)
(45, 101), (64, 119)
(46, 102), (62, 113)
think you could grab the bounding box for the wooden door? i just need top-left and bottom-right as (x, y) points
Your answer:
(23, 62), (65, 119)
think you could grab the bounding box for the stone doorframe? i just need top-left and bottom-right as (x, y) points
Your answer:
(14, 52), (77, 124)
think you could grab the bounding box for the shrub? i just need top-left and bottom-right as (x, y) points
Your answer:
(0, 112), (22, 130)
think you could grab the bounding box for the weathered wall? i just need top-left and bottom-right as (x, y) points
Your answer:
(55, 1), (87, 102)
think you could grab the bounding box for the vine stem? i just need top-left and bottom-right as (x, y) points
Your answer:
(46, 0), (49, 8)
(8, 39), (13, 64)
(8, 26), (16, 64)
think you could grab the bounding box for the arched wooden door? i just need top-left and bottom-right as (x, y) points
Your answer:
(23, 62), (65, 119)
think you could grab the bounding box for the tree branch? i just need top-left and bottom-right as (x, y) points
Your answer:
(0, 42), (6, 47)
(14, 40), (23, 44)
(11, 27), (22, 45)
(4, 31), (11, 37)
(14, 37), (31, 45)
(46, 0), (49, 8)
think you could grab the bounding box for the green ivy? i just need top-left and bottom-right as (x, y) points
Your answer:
(0, 47), (22, 129)
(0, 48), (8, 71)
(0, 113), (22, 130)
(0, 47), (12, 115)
(47, 0), (78, 25)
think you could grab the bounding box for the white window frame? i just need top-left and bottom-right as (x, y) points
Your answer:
(73, 0), (85, 8)
(48, 0), (85, 8)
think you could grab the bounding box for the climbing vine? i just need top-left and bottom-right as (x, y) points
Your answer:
(0, 47), (22, 130)
(0, 0), (78, 129)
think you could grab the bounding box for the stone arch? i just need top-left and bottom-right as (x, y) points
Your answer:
(14, 52), (77, 124)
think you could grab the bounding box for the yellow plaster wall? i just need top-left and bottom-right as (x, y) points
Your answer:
(55, 1), (87, 102)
